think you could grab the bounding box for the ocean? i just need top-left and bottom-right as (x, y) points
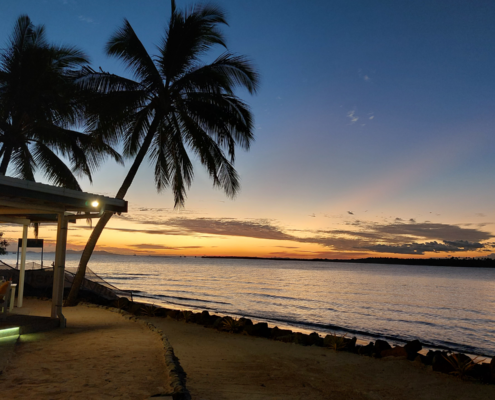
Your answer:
(2, 253), (495, 357)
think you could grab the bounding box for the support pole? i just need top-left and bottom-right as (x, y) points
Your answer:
(51, 214), (67, 327)
(17, 224), (28, 308)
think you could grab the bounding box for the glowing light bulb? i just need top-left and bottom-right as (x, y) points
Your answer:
(91, 200), (99, 207)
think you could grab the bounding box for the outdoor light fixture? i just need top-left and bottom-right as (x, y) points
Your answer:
(91, 200), (99, 208)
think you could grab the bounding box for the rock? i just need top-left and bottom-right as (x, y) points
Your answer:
(404, 340), (422, 360)
(238, 317), (253, 327)
(244, 322), (270, 338)
(381, 346), (408, 358)
(212, 317), (224, 329)
(112, 297), (129, 309)
(154, 307), (169, 317)
(323, 334), (349, 350)
(203, 314), (220, 327)
(358, 342), (374, 356)
(424, 350), (436, 365)
(343, 336), (357, 352)
(293, 332), (311, 346)
(166, 309), (181, 320)
(431, 351), (455, 374)
(271, 326), (293, 339)
(308, 332), (323, 346)
(404, 339), (422, 354)
(467, 362), (491, 381)
(374, 340), (392, 357)
(198, 310), (210, 325)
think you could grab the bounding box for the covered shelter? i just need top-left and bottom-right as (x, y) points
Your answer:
(0, 175), (127, 327)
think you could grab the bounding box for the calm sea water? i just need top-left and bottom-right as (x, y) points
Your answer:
(3, 253), (495, 357)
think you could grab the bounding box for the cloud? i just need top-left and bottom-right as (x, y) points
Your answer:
(365, 240), (485, 255)
(78, 15), (94, 23)
(166, 218), (294, 241)
(108, 212), (494, 257)
(347, 110), (359, 124)
(128, 243), (203, 250)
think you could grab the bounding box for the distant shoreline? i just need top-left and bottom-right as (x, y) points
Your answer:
(202, 256), (495, 268)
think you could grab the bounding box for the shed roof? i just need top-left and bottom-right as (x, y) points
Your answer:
(0, 175), (127, 223)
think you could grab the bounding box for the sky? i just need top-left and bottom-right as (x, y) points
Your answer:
(1, 0), (495, 259)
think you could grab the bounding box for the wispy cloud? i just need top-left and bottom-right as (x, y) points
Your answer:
(78, 15), (94, 24)
(347, 110), (359, 124)
(128, 243), (203, 250)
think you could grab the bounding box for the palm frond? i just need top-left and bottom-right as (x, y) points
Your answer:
(159, 3), (227, 82)
(106, 19), (162, 89)
(31, 142), (82, 190)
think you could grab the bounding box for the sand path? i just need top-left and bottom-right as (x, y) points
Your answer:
(145, 316), (495, 400)
(0, 299), (170, 400)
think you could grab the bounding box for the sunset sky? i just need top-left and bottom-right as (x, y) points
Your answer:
(1, 0), (495, 259)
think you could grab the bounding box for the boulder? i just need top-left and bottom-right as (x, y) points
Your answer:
(357, 342), (374, 356)
(381, 346), (408, 358)
(166, 309), (181, 320)
(404, 340), (422, 360)
(212, 317), (224, 329)
(154, 307), (169, 317)
(343, 336), (357, 352)
(244, 322), (270, 338)
(431, 351), (455, 374)
(238, 317), (253, 327)
(293, 332), (311, 346)
(308, 332), (324, 347)
(198, 310), (210, 325)
(374, 340), (392, 357)
(424, 350), (436, 365)
(271, 326), (293, 339)
(467, 362), (491, 382)
(323, 334), (351, 350)
(404, 339), (422, 354)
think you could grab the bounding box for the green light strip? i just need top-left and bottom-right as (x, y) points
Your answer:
(0, 327), (20, 339)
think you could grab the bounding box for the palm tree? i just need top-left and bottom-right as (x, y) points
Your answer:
(0, 15), (122, 189)
(65, 1), (259, 305)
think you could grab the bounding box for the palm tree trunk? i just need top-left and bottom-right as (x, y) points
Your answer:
(0, 145), (13, 175)
(65, 118), (160, 306)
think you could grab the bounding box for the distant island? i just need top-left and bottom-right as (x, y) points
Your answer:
(202, 256), (495, 268)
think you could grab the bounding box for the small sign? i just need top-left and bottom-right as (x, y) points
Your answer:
(17, 238), (44, 248)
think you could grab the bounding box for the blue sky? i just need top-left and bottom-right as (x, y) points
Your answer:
(2, 1), (495, 258)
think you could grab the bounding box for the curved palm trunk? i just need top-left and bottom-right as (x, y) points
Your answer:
(0, 145), (13, 175)
(65, 119), (160, 306)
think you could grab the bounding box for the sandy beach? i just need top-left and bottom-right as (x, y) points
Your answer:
(1, 299), (495, 400)
(0, 299), (170, 399)
(142, 315), (495, 400)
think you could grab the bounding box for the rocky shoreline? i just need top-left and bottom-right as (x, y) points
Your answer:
(109, 296), (495, 385)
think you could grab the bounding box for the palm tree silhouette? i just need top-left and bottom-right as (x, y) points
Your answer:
(65, 1), (259, 304)
(0, 15), (121, 188)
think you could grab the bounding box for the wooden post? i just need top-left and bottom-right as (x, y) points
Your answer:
(17, 224), (28, 308)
